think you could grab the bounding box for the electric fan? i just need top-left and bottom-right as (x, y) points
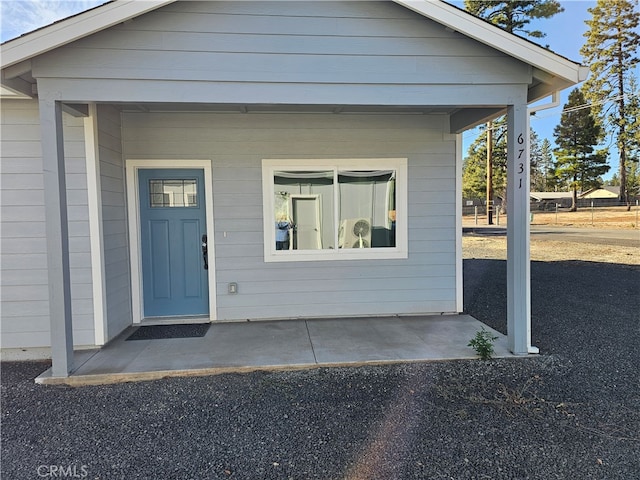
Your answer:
(338, 218), (372, 248)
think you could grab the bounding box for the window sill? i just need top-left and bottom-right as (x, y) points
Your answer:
(264, 248), (408, 263)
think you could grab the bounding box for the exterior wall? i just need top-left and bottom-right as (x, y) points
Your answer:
(123, 112), (458, 320)
(31, 1), (530, 106)
(0, 99), (94, 348)
(97, 105), (131, 340)
(1, 0), (538, 347)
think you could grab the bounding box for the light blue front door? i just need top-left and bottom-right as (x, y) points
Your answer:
(138, 169), (208, 317)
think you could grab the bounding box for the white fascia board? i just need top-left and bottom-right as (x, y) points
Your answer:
(395, 0), (586, 84)
(1, 0), (175, 69)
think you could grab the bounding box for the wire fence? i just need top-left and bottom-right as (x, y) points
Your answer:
(463, 202), (640, 228)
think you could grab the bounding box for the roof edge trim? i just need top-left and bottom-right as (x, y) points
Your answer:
(395, 0), (585, 84)
(1, 0), (175, 69)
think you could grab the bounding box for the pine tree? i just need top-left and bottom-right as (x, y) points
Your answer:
(606, 173), (621, 186)
(553, 89), (610, 210)
(464, 0), (564, 221)
(626, 161), (640, 202)
(531, 135), (561, 192)
(539, 138), (559, 190)
(462, 154), (486, 200)
(530, 130), (551, 191)
(463, 0), (564, 38)
(580, 0), (640, 206)
(625, 74), (640, 162)
(624, 74), (640, 202)
(462, 120), (508, 200)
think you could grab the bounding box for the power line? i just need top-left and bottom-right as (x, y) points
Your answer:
(462, 92), (638, 141)
(532, 93), (634, 120)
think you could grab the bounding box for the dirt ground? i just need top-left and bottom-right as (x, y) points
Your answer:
(465, 206), (640, 230)
(463, 236), (639, 265)
(463, 206), (639, 264)
(530, 206), (640, 229)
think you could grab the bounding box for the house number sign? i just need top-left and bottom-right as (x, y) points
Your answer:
(517, 133), (525, 189)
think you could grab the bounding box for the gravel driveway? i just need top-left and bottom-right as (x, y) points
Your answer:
(2, 258), (639, 479)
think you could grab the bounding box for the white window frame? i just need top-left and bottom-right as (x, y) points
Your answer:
(262, 158), (408, 262)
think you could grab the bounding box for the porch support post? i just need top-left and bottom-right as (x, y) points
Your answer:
(84, 103), (108, 346)
(506, 100), (537, 355)
(455, 133), (464, 312)
(39, 98), (74, 376)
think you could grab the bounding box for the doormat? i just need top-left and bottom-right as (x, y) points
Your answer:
(126, 323), (210, 341)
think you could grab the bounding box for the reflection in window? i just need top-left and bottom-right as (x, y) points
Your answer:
(274, 171), (333, 250)
(338, 170), (396, 249)
(150, 179), (197, 207)
(272, 169), (396, 251)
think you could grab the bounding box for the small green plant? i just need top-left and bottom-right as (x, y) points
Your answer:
(468, 327), (498, 360)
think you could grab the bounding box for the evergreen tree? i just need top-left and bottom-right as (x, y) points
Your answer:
(530, 130), (541, 190)
(463, 0), (564, 38)
(464, 1), (564, 221)
(530, 136), (559, 191)
(530, 130), (553, 191)
(625, 74), (640, 162)
(553, 89), (610, 210)
(580, 0), (640, 206)
(462, 120), (508, 200)
(539, 138), (559, 190)
(462, 153), (486, 200)
(605, 173), (621, 186)
(624, 74), (640, 202)
(627, 161), (640, 201)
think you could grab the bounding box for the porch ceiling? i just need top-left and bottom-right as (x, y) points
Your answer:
(57, 101), (504, 134)
(65, 101), (500, 133)
(114, 102), (460, 116)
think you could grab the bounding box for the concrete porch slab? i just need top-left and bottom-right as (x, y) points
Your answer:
(36, 315), (519, 386)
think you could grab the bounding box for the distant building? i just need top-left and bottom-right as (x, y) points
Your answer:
(578, 186), (620, 207)
(530, 192), (573, 210)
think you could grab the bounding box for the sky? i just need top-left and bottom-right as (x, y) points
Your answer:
(0, 0), (635, 177)
(1, 0), (107, 41)
(453, 0), (596, 150)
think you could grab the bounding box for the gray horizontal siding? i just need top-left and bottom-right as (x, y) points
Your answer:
(97, 104), (131, 340)
(32, 1), (530, 106)
(0, 99), (95, 349)
(123, 112), (458, 320)
(34, 50), (528, 85)
(77, 31), (486, 56)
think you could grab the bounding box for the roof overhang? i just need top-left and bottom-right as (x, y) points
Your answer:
(394, 0), (588, 102)
(1, 0), (173, 70)
(1, 0), (587, 110)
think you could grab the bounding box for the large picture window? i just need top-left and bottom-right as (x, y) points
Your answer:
(262, 159), (407, 262)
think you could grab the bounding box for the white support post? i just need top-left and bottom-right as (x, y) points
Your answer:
(39, 98), (74, 376)
(455, 133), (464, 313)
(506, 101), (538, 355)
(84, 103), (108, 346)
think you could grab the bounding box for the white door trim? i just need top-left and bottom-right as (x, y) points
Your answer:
(125, 159), (217, 323)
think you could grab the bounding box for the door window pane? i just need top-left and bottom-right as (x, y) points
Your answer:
(149, 179), (198, 207)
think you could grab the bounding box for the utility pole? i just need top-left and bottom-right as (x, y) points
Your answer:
(486, 121), (494, 225)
